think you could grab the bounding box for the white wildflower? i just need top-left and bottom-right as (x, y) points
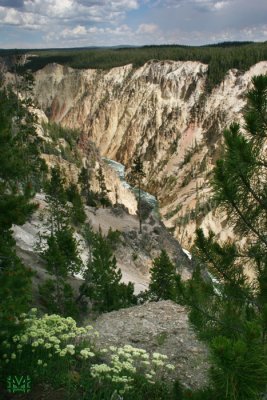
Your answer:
(80, 348), (94, 359)
(152, 359), (164, 367)
(152, 352), (162, 359)
(141, 353), (149, 360)
(142, 360), (150, 366)
(100, 348), (108, 354)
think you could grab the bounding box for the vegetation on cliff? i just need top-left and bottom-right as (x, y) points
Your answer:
(6, 41), (267, 91)
(0, 83), (43, 342)
(189, 75), (267, 399)
(136, 75), (267, 399)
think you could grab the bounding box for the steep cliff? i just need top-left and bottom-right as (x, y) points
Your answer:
(33, 60), (267, 248)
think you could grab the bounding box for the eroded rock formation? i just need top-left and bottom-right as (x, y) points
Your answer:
(33, 60), (267, 247)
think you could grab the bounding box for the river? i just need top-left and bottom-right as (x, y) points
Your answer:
(102, 157), (159, 213)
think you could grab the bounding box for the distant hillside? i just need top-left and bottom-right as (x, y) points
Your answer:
(3, 41), (266, 91)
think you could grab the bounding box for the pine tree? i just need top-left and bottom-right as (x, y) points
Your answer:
(0, 87), (39, 340)
(66, 183), (86, 226)
(149, 250), (177, 301)
(190, 75), (267, 399)
(11, 56), (47, 191)
(96, 165), (111, 207)
(78, 166), (96, 206)
(81, 231), (136, 312)
(39, 167), (82, 316)
(130, 156), (145, 233)
(44, 166), (69, 233)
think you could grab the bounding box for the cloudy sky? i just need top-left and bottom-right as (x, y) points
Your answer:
(0, 0), (267, 48)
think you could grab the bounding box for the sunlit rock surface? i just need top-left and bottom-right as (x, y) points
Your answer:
(92, 300), (210, 390)
(33, 60), (267, 248)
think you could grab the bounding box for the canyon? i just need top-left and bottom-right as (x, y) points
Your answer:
(32, 60), (267, 249)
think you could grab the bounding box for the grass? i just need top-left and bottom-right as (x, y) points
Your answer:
(156, 332), (168, 346)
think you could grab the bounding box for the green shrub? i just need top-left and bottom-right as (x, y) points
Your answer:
(0, 310), (180, 399)
(107, 227), (122, 250)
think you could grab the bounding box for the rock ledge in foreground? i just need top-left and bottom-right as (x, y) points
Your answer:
(92, 300), (210, 390)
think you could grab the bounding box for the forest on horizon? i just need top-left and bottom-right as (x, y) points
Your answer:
(1, 41), (267, 91)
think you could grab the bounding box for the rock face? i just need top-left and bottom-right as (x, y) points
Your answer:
(13, 194), (191, 296)
(33, 60), (267, 248)
(31, 108), (138, 215)
(92, 300), (210, 390)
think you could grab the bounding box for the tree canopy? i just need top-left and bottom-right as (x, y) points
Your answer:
(189, 74), (267, 399)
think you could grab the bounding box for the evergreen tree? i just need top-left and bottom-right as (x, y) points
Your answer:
(44, 166), (69, 233)
(149, 250), (178, 301)
(0, 87), (40, 340)
(96, 165), (111, 207)
(190, 75), (267, 399)
(39, 167), (82, 317)
(66, 183), (86, 226)
(81, 231), (136, 312)
(78, 166), (96, 206)
(11, 56), (47, 191)
(130, 156), (145, 233)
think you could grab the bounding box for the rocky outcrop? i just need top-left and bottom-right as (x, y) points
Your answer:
(13, 194), (191, 296)
(33, 60), (267, 248)
(92, 300), (210, 390)
(31, 108), (137, 215)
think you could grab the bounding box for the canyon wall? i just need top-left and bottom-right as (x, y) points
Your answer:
(33, 60), (267, 248)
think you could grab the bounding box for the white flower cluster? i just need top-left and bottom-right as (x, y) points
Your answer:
(80, 348), (95, 359)
(2, 309), (96, 366)
(90, 344), (174, 394)
(2, 309), (175, 393)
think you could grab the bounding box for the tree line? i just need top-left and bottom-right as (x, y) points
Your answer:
(10, 41), (267, 91)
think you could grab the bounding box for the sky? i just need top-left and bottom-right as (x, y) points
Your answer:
(0, 0), (267, 49)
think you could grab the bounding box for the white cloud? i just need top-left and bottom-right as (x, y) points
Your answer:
(0, 0), (142, 45)
(212, 1), (229, 10)
(153, 0), (230, 11)
(0, 5), (48, 29)
(59, 23), (132, 40)
(137, 23), (158, 34)
(1, 0), (267, 48)
(61, 25), (87, 38)
(0, 0), (140, 28)
(241, 25), (267, 40)
(153, 0), (181, 8)
(192, 0), (230, 11)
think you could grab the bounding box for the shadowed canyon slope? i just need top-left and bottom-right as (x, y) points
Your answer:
(33, 60), (267, 247)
